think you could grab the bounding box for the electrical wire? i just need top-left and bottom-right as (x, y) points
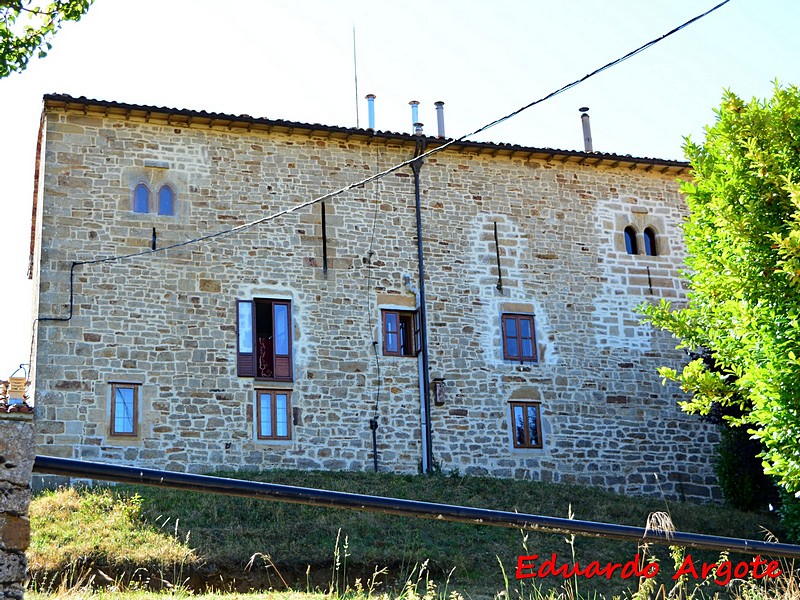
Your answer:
(47, 0), (731, 273)
(364, 147), (384, 472)
(29, 0), (730, 367)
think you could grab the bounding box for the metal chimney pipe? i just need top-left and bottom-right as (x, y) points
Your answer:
(579, 107), (593, 152)
(434, 101), (445, 138)
(409, 100), (420, 131)
(414, 122), (424, 136)
(366, 94), (376, 130)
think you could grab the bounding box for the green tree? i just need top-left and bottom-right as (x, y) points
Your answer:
(642, 83), (800, 491)
(1, 0), (92, 78)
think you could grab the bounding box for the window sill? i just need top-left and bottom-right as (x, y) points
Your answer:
(253, 438), (294, 446)
(510, 445), (544, 452)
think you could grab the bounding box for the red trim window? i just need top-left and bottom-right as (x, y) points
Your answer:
(110, 383), (139, 436)
(510, 401), (543, 449)
(256, 390), (292, 440)
(501, 314), (537, 362)
(237, 299), (293, 380)
(382, 309), (419, 357)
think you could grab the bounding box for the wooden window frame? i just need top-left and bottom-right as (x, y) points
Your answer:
(501, 313), (538, 363)
(256, 389), (292, 441)
(236, 298), (293, 381)
(510, 401), (543, 449)
(110, 382), (139, 437)
(381, 309), (420, 357)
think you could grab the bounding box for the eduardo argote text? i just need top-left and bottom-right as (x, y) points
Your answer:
(516, 553), (782, 586)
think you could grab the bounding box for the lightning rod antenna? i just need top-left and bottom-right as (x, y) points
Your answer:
(353, 25), (360, 128)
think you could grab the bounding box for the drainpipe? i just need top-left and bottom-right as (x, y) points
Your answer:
(411, 133), (434, 474)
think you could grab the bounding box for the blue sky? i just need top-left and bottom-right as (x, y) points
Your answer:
(1, 0), (798, 380)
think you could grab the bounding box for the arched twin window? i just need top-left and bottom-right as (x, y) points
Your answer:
(623, 226), (658, 256)
(133, 183), (149, 213)
(158, 185), (174, 216)
(643, 227), (657, 256)
(132, 183), (175, 216)
(623, 226), (638, 255)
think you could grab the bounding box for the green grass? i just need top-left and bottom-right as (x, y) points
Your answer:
(29, 487), (195, 573)
(29, 469), (788, 598)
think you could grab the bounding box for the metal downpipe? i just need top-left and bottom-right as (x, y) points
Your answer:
(412, 136), (433, 474)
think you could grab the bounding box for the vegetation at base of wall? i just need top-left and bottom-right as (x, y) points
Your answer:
(30, 469), (785, 598)
(29, 487), (195, 579)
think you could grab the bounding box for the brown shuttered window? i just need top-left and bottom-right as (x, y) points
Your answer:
(501, 313), (538, 363)
(237, 299), (293, 381)
(237, 300), (255, 377)
(381, 309), (419, 357)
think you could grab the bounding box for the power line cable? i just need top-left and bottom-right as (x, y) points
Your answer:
(43, 0), (730, 273)
(29, 0), (730, 365)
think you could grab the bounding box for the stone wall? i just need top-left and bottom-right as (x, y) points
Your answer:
(31, 100), (720, 502)
(0, 413), (34, 600)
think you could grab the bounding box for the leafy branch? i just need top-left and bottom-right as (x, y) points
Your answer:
(0, 0), (93, 78)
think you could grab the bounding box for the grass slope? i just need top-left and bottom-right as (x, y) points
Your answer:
(29, 470), (785, 597)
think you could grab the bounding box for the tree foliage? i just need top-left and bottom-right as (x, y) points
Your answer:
(1, 0), (92, 78)
(642, 83), (800, 491)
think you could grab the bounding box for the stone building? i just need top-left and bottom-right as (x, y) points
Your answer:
(29, 93), (720, 501)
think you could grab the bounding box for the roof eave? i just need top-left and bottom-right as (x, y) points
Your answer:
(41, 93), (690, 175)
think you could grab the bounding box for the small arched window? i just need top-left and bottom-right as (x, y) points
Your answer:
(158, 185), (175, 216)
(623, 226), (638, 255)
(643, 227), (657, 256)
(133, 183), (149, 213)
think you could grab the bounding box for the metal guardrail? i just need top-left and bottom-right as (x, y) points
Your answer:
(33, 455), (800, 559)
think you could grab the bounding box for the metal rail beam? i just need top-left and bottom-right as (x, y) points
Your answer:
(33, 455), (800, 558)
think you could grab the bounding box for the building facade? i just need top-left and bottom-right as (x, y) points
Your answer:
(29, 94), (720, 501)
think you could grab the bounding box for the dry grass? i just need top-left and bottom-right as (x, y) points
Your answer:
(29, 487), (196, 575)
(27, 470), (796, 599)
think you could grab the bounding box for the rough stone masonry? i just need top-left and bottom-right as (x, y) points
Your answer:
(0, 412), (34, 600)
(29, 94), (720, 502)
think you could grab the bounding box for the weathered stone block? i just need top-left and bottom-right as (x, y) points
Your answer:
(0, 422), (34, 487)
(0, 582), (24, 600)
(0, 551), (25, 584)
(0, 484), (31, 516)
(0, 516), (29, 551)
